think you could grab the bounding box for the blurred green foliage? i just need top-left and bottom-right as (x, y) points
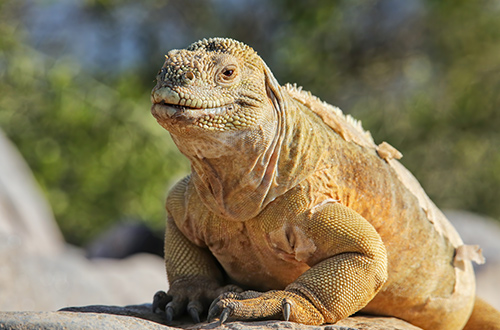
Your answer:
(0, 2), (190, 244)
(1, 1), (499, 245)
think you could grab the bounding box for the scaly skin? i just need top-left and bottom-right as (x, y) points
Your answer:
(150, 38), (500, 329)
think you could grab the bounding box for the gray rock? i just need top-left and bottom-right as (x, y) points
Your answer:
(0, 129), (168, 311)
(0, 304), (422, 330)
(0, 310), (173, 330)
(0, 129), (64, 255)
(85, 221), (164, 259)
(59, 303), (170, 326)
(0, 240), (167, 311)
(59, 304), (423, 329)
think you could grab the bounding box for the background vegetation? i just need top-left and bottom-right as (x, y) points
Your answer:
(1, 0), (499, 245)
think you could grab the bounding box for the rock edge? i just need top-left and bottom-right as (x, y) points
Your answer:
(0, 304), (422, 330)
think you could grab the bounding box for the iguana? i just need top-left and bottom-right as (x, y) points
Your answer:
(150, 37), (500, 330)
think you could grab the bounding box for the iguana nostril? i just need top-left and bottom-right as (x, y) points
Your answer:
(184, 71), (195, 82)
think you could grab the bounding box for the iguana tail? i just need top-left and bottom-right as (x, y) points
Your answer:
(463, 297), (500, 330)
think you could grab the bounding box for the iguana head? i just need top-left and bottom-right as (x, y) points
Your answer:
(151, 38), (282, 139)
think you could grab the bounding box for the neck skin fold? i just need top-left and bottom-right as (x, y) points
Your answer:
(171, 79), (327, 221)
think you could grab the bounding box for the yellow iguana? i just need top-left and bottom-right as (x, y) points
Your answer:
(149, 37), (500, 330)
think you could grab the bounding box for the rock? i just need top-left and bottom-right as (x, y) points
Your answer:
(85, 221), (164, 259)
(60, 304), (171, 326)
(0, 303), (422, 330)
(0, 129), (168, 311)
(0, 129), (64, 255)
(0, 240), (167, 311)
(336, 316), (423, 330)
(0, 310), (173, 330)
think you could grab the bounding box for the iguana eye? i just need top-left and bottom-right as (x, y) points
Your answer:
(216, 64), (238, 86)
(219, 65), (237, 81)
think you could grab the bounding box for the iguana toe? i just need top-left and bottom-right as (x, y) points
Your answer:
(152, 290), (170, 313)
(152, 289), (187, 324)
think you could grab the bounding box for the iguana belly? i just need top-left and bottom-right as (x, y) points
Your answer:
(204, 219), (311, 291)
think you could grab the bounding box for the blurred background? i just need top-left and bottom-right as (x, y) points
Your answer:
(1, 0), (500, 247)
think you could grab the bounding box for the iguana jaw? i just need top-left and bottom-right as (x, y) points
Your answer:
(152, 84), (232, 114)
(151, 85), (255, 132)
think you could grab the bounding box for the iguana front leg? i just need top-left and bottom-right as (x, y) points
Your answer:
(208, 202), (388, 325)
(152, 215), (241, 323)
(207, 289), (325, 324)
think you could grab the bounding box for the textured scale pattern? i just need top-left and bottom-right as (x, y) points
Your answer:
(165, 217), (219, 280)
(286, 203), (387, 323)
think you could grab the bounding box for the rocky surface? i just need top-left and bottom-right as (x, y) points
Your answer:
(0, 130), (168, 311)
(0, 130), (64, 256)
(85, 221), (164, 259)
(0, 303), (422, 330)
(0, 238), (166, 311)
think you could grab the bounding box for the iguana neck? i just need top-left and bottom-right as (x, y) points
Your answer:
(171, 89), (326, 222)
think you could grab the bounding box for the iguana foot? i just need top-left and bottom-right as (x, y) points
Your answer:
(207, 290), (324, 325)
(152, 281), (242, 324)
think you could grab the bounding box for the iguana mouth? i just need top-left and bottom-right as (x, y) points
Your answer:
(151, 86), (246, 130)
(151, 84), (237, 123)
(154, 100), (235, 119)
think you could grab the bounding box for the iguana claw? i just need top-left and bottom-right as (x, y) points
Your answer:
(207, 299), (232, 324)
(165, 305), (174, 324)
(207, 301), (221, 322)
(188, 306), (201, 323)
(219, 308), (230, 324)
(282, 299), (291, 321)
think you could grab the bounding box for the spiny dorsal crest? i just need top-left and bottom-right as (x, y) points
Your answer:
(187, 37), (257, 57)
(285, 83), (375, 148)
